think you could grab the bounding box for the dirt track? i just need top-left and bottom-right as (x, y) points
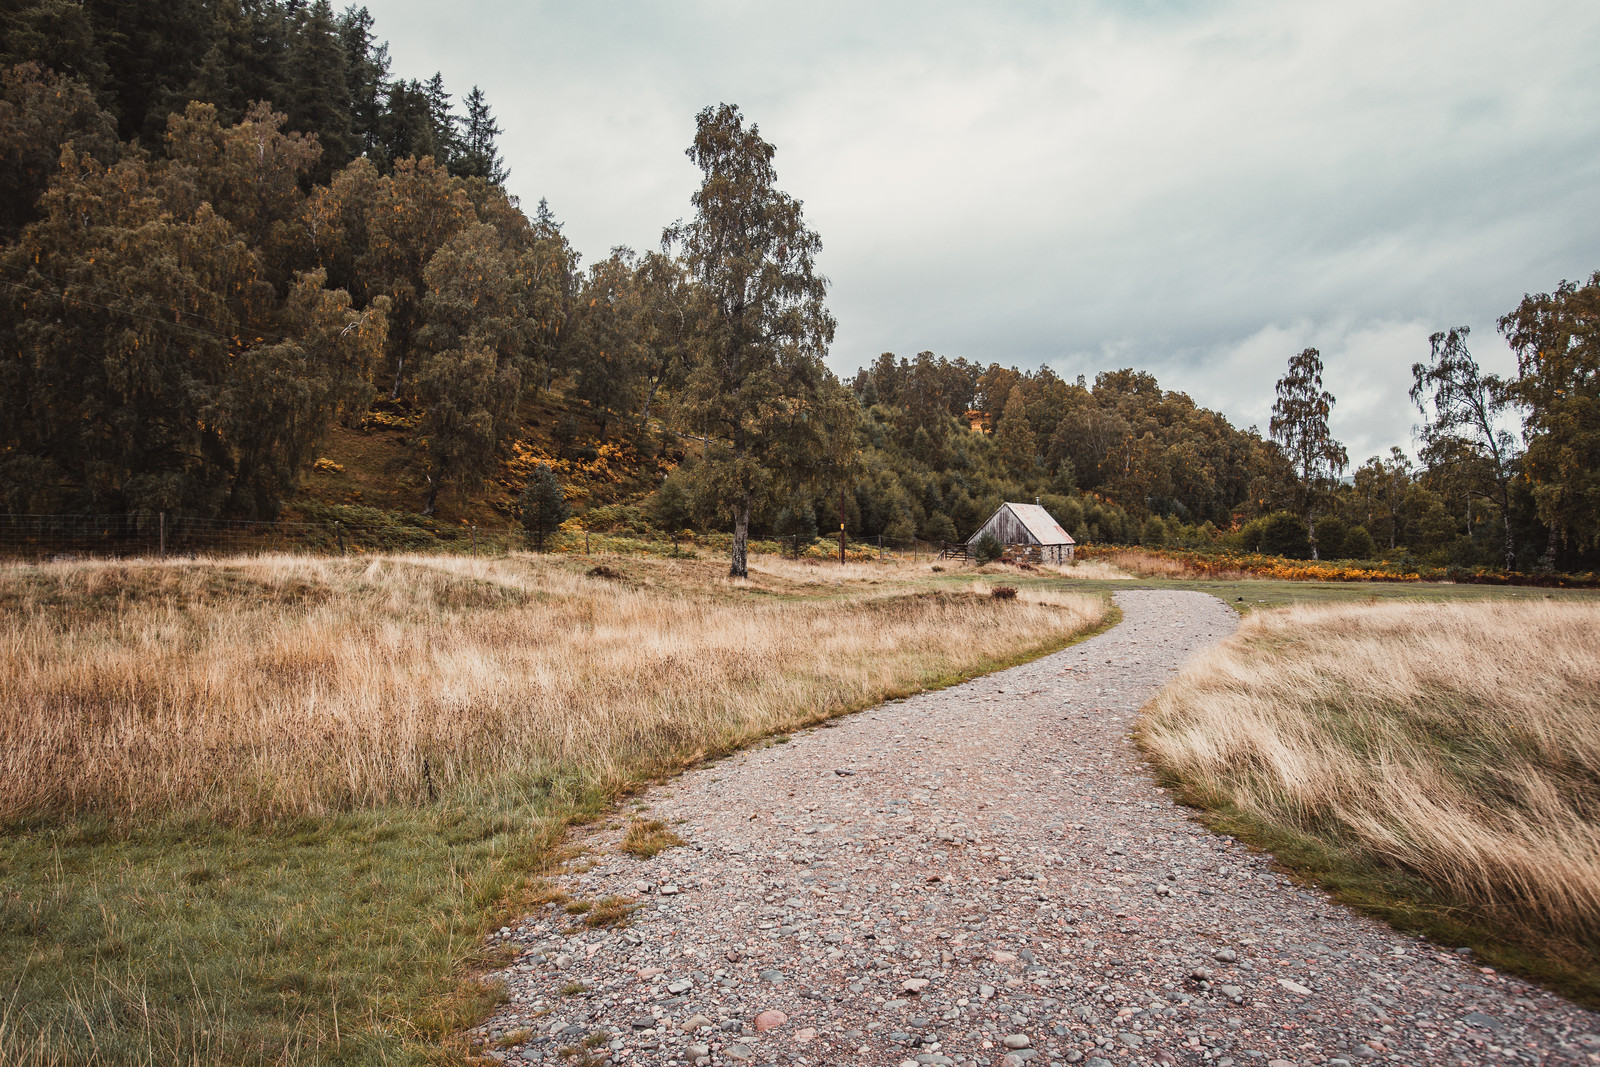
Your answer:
(475, 589), (1600, 1067)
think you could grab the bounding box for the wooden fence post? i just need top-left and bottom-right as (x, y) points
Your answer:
(158, 512), (166, 558)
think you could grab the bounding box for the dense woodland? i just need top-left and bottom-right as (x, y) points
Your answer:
(1, 0), (1597, 573)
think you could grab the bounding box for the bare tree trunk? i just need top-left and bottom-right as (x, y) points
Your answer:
(1498, 483), (1516, 572)
(1307, 506), (1319, 561)
(390, 354), (405, 400)
(730, 493), (750, 578)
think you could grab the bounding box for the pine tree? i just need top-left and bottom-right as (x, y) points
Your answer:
(518, 463), (569, 549)
(458, 86), (507, 183)
(338, 5), (390, 160)
(378, 78), (437, 164)
(423, 72), (458, 167)
(285, 0), (353, 178)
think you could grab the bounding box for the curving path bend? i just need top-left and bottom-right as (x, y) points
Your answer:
(474, 589), (1600, 1067)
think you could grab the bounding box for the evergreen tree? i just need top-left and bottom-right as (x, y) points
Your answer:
(338, 5), (390, 160)
(457, 85), (507, 183)
(423, 71), (458, 167)
(378, 78), (437, 165)
(518, 462), (568, 549)
(285, 0), (353, 178)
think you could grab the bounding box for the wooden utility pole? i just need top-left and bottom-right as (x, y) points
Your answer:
(839, 486), (846, 564)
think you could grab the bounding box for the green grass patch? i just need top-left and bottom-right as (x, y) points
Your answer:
(1058, 574), (1600, 613)
(0, 784), (598, 1065)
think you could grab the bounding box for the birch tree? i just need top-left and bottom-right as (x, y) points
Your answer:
(666, 104), (838, 578)
(1270, 347), (1348, 559)
(1410, 326), (1520, 571)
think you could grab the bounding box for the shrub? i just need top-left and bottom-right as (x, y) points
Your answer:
(991, 585), (1018, 600)
(1343, 524), (1375, 559)
(1313, 516), (1348, 559)
(920, 511), (957, 543)
(974, 531), (1003, 563)
(518, 463), (570, 550)
(1257, 511), (1310, 558)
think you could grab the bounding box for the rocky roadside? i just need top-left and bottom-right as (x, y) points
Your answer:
(469, 588), (1600, 1067)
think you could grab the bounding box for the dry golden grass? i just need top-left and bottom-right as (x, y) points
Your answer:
(1140, 598), (1600, 985)
(0, 551), (1106, 824)
(1040, 558), (1137, 581)
(1087, 548), (1248, 580)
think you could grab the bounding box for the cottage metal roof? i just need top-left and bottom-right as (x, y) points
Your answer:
(1002, 502), (1076, 545)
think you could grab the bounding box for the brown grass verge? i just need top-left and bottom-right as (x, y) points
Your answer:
(1139, 598), (1600, 1002)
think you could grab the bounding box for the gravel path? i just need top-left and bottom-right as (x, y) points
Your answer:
(474, 589), (1600, 1067)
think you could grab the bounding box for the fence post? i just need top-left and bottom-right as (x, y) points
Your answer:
(159, 511), (166, 558)
(471, 524), (478, 556)
(839, 485), (846, 565)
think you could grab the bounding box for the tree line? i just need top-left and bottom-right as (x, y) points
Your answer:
(0, 2), (1595, 576)
(0, 0), (507, 183)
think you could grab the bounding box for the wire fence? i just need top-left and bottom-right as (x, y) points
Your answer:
(0, 513), (957, 565)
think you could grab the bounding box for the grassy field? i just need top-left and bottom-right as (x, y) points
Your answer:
(1138, 598), (1600, 1007)
(0, 552), (1108, 1065)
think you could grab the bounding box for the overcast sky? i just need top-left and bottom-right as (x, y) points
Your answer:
(364, 0), (1600, 462)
